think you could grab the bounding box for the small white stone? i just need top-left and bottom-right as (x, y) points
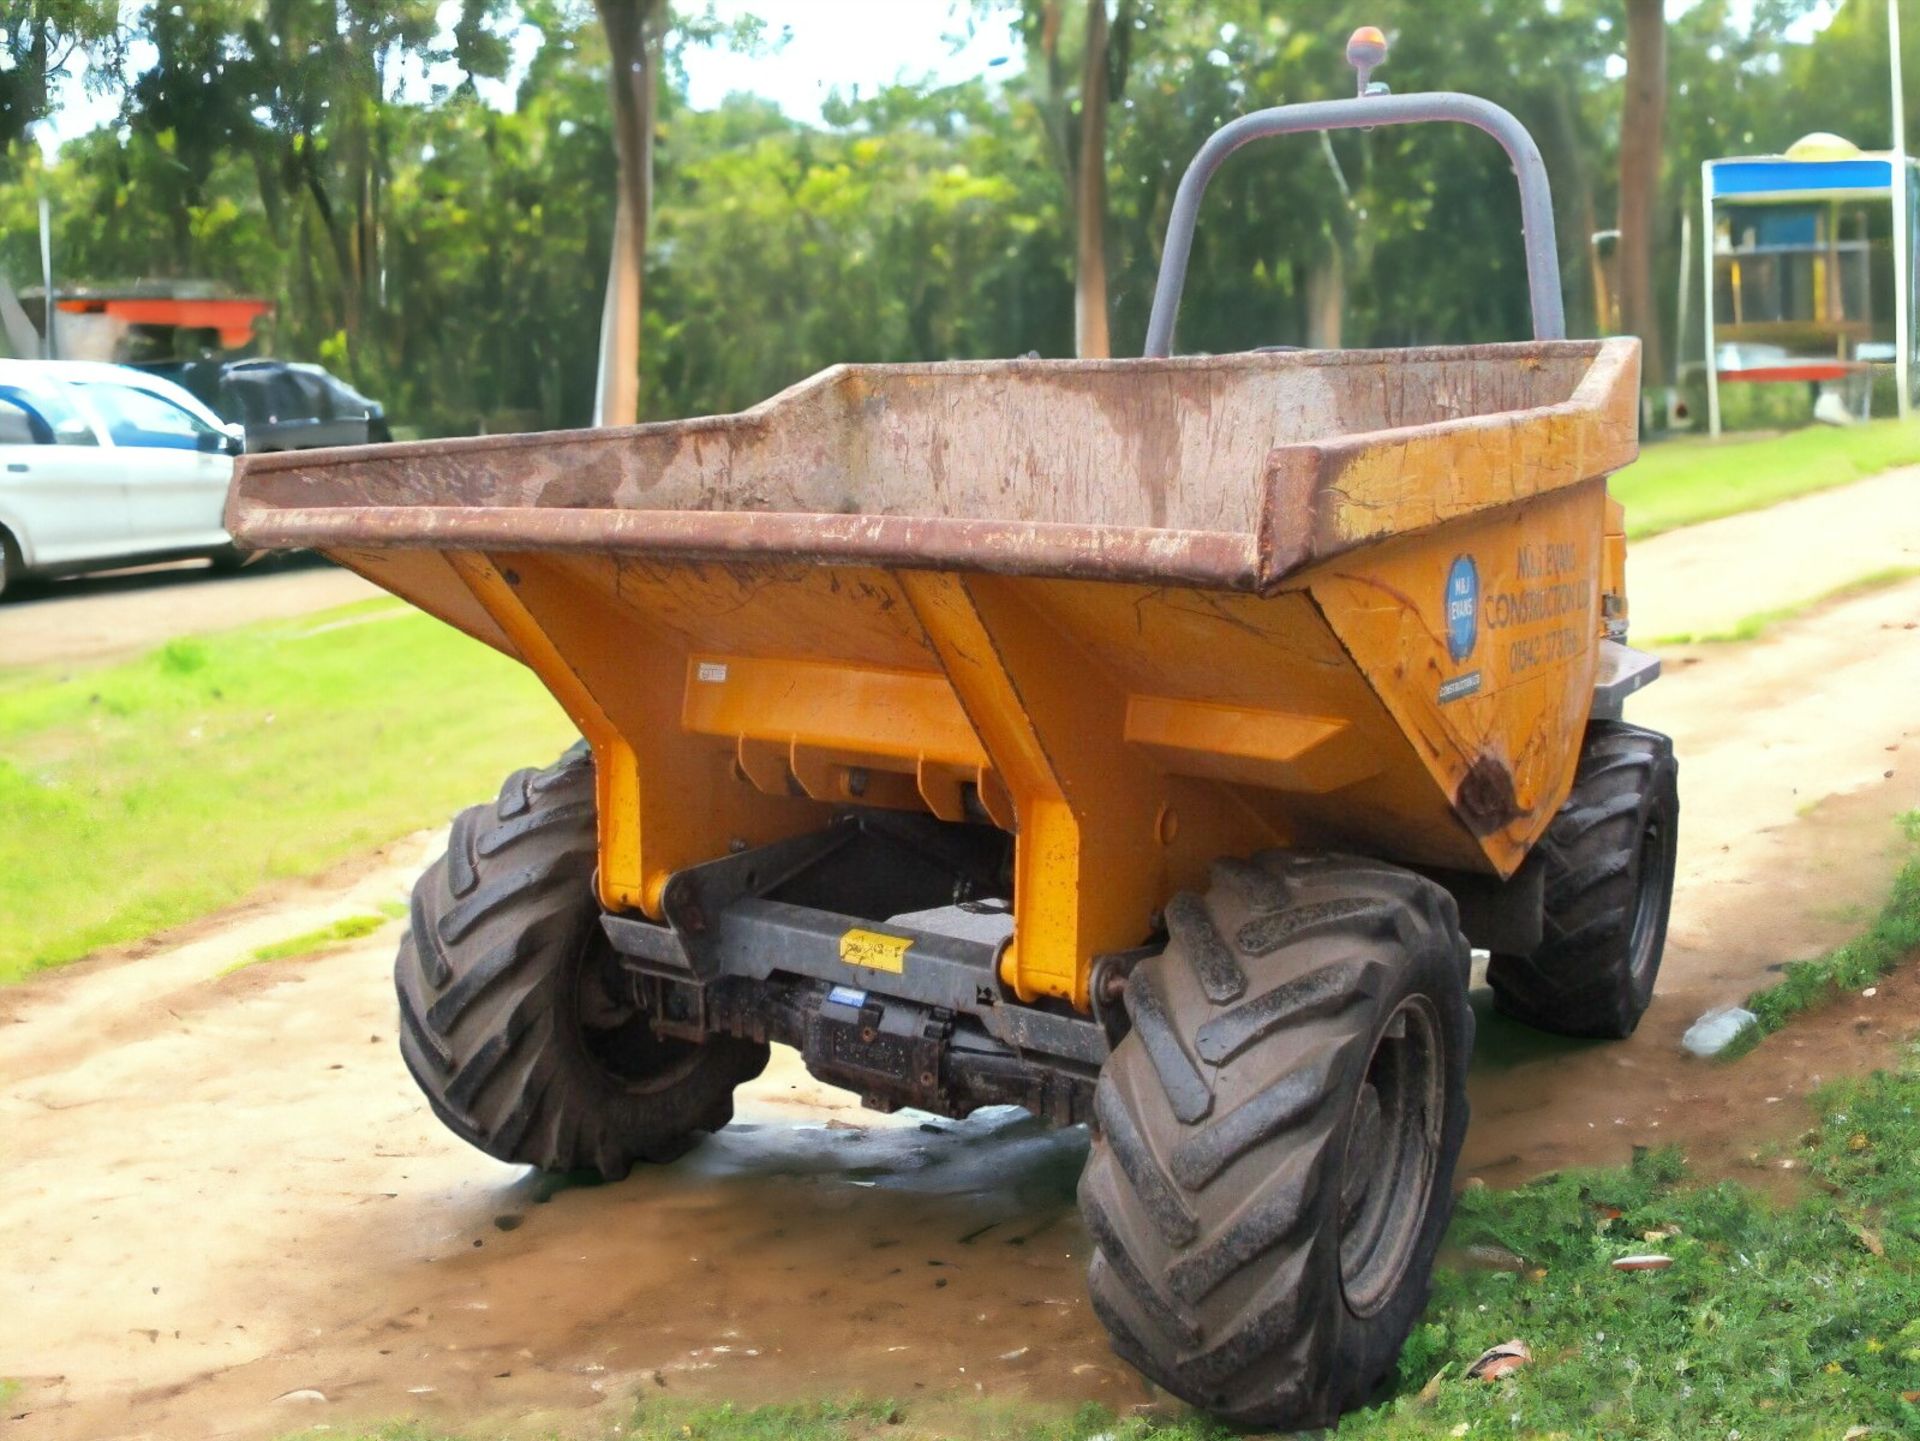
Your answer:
(1682, 1006), (1759, 1057)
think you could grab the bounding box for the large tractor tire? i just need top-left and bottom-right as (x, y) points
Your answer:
(1487, 721), (1679, 1040)
(396, 743), (768, 1179)
(1079, 853), (1473, 1429)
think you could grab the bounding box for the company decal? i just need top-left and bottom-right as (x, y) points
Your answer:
(1492, 541), (1592, 675)
(1445, 554), (1479, 664)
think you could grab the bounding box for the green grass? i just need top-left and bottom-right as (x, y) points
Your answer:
(1650, 564), (1920, 646)
(1615, 419), (1920, 540)
(0, 600), (574, 984)
(221, 913), (393, 975)
(1717, 812), (1920, 1060)
(265, 1044), (1920, 1437)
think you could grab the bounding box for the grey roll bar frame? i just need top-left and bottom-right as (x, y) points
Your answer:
(1143, 91), (1566, 357)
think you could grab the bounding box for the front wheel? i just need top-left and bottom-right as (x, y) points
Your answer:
(396, 743), (768, 1178)
(1079, 853), (1473, 1429)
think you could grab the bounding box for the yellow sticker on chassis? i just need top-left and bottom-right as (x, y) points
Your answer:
(838, 928), (912, 974)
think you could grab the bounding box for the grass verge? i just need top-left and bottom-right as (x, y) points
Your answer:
(222, 913), (394, 975)
(1615, 419), (1920, 540)
(1718, 812), (1920, 1060)
(0, 600), (573, 984)
(270, 1040), (1920, 1438)
(1649, 564), (1920, 646)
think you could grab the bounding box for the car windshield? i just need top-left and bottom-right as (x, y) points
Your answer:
(0, 392), (48, 444)
(319, 371), (376, 411)
(223, 373), (277, 425)
(82, 381), (222, 451)
(0, 382), (99, 445)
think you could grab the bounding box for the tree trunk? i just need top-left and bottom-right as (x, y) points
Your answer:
(1305, 241), (1344, 349)
(594, 0), (665, 427)
(1035, 2), (1070, 178)
(1074, 0), (1111, 358)
(299, 144), (359, 342)
(1544, 83), (1599, 337)
(1617, 0), (1667, 388)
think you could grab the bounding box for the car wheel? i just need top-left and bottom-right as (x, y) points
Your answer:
(0, 528), (23, 601)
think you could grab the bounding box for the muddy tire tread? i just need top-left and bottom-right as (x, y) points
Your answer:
(1487, 721), (1678, 1039)
(395, 743), (766, 1178)
(1080, 853), (1473, 1429)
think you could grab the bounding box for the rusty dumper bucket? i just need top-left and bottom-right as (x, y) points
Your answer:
(230, 338), (1642, 1008)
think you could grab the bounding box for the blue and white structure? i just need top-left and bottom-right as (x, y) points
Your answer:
(1701, 133), (1920, 435)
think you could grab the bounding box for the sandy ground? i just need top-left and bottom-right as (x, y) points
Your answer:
(5, 487), (1920, 1439)
(1628, 461), (1920, 639)
(0, 557), (376, 669)
(1465, 573), (1920, 1182)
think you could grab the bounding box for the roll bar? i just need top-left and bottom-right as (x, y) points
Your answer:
(1143, 29), (1565, 356)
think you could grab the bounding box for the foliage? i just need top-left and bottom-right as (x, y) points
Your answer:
(0, 2), (121, 155)
(1613, 417), (1920, 539)
(0, 2), (1883, 436)
(0, 598), (572, 984)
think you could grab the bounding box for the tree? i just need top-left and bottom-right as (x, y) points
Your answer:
(1014, 0), (1131, 357)
(10, 0), (1868, 440)
(592, 0), (667, 425)
(1074, 0), (1112, 357)
(0, 3), (121, 159)
(1617, 0), (1667, 388)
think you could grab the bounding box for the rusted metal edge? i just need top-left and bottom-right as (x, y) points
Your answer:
(229, 337), (1638, 593)
(233, 338), (1618, 483)
(1255, 337), (1638, 587)
(238, 506), (1270, 590)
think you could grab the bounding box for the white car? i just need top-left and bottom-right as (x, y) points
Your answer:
(0, 359), (247, 599)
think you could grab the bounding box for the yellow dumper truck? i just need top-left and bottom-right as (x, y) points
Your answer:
(227, 30), (1676, 1431)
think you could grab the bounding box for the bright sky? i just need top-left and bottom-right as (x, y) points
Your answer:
(682, 0), (1022, 117)
(40, 0), (1025, 158)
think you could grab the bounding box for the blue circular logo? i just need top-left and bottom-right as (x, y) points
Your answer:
(1445, 555), (1478, 663)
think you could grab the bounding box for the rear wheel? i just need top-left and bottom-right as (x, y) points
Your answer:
(0, 527), (22, 600)
(396, 743), (768, 1178)
(1079, 853), (1473, 1429)
(1487, 722), (1679, 1039)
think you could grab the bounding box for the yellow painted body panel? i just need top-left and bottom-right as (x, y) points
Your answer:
(375, 494), (1610, 1004)
(230, 339), (1643, 1013)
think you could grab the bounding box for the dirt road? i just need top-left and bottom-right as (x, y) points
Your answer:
(0, 557), (376, 670)
(1627, 460), (1920, 640)
(5, 504), (1920, 1439)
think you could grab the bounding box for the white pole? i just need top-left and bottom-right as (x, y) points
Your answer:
(1892, 0), (1911, 419)
(1703, 163), (1721, 437)
(37, 196), (53, 360)
(1675, 204), (1693, 405)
